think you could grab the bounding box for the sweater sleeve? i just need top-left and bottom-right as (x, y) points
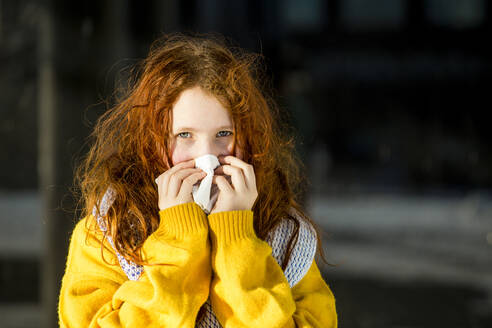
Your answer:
(207, 210), (337, 328)
(58, 202), (211, 328)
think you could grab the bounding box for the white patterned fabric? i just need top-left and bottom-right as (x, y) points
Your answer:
(92, 186), (317, 327)
(91, 187), (143, 281)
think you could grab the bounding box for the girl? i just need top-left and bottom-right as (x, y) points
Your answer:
(59, 33), (337, 328)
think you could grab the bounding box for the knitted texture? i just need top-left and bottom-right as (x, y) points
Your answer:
(92, 187), (317, 327)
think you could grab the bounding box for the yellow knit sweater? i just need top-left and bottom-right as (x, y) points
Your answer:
(58, 202), (337, 327)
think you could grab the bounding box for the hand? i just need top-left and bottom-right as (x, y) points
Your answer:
(210, 155), (258, 214)
(154, 159), (207, 211)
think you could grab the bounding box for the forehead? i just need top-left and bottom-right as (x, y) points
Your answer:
(172, 87), (233, 130)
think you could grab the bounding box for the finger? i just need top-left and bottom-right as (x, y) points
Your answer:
(221, 164), (247, 191)
(212, 173), (231, 184)
(155, 173), (170, 196)
(213, 175), (233, 193)
(179, 171), (207, 197)
(160, 159), (196, 195)
(169, 158), (196, 172)
(214, 166), (224, 175)
(214, 166), (235, 180)
(219, 155), (256, 186)
(168, 168), (203, 197)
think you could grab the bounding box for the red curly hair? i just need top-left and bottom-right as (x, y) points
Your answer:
(74, 32), (325, 270)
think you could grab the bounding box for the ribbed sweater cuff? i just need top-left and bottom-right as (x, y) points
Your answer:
(208, 210), (256, 246)
(155, 202), (208, 240)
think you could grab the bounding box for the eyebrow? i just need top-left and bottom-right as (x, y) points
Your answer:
(174, 125), (234, 132)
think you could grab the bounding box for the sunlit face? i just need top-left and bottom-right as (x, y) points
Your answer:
(169, 86), (237, 166)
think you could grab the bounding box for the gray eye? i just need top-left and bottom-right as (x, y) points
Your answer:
(217, 131), (233, 137)
(178, 132), (191, 138)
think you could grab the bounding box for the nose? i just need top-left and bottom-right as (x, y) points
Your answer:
(196, 138), (221, 158)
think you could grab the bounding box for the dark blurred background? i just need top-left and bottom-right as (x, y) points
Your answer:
(1, 0), (492, 327)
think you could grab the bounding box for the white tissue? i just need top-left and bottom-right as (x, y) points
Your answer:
(192, 154), (220, 214)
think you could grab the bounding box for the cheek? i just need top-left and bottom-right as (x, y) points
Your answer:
(170, 144), (192, 166)
(221, 140), (237, 159)
(226, 141), (234, 154)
